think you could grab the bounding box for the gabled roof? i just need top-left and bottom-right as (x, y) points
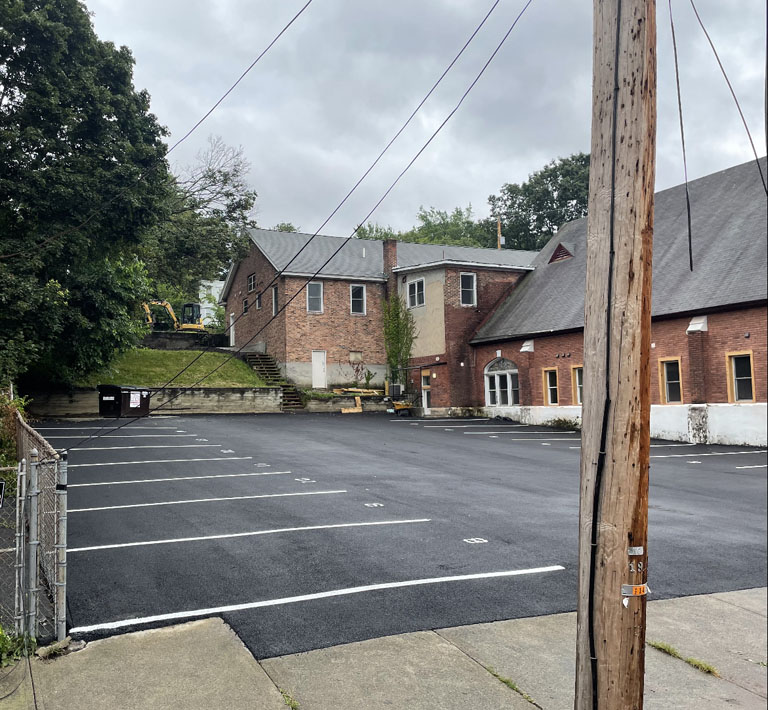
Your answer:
(472, 158), (768, 344)
(392, 242), (538, 271)
(250, 229), (385, 280)
(220, 228), (540, 302)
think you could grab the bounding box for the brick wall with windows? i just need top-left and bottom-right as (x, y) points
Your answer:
(443, 267), (527, 406)
(471, 305), (767, 408)
(283, 276), (387, 372)
(226, 246), (286, 362)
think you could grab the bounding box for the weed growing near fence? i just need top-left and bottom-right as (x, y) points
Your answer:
(0, 625), (35, 667)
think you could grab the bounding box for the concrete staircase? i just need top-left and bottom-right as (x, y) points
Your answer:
(245, 353), (304, 411)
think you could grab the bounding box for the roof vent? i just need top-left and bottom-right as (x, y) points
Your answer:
(549, 243), (573, 263)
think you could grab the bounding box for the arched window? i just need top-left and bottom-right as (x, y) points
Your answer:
(484, 358), (520, 406)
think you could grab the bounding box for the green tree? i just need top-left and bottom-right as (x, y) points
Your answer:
(271, 222), (298, 232)
(0, 0), (170, 386)
(400, 205), (488, 247)
(382, 294), (416, 384)
(141, 136), (258, 300)
(484, 152), (590, 250)
(355, 223), (399, 241)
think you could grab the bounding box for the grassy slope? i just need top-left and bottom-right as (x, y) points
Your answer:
(78, 349), (264, 388)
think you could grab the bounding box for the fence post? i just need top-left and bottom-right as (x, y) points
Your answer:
(14, 459), (27, 635)
(27, 449), (39, 639)
(55, 453), (68, 641)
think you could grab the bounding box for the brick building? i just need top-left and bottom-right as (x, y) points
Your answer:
(220, 231), (388, 387)
(220, 231), (536, 390)
(469, 159), (767, 445)
(220, 159), (765, 444)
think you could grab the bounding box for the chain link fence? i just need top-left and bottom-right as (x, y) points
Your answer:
(0, 413), (68, 643)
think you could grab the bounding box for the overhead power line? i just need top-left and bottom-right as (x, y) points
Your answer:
(52, 0), (537, 458)
(0, 1), (315, 261)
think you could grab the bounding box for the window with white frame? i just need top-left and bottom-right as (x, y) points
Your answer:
(255, 293), (262, 309)
(728, 353), (754, 402)
(272, 285), (278, 316)
(572, 366), (583, 405)
(247, 273), (256, 293)
(307, 282), (323, 313)
(407, 278), (425, 308)
(544, 368), (559, 405)
(460, 273), (476, 306)
(350, 284), (366, 314)
(484, 358), (520, 406)
(660, 359), (682, 403)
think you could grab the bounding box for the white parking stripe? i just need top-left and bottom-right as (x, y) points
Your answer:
(69, 444), (220, 451)
(68, 471), (292, 487)
(480, 437), (578, 441)
(37, 427), (180, 431)
(68, 457), (252, 468)
(47, 435), (198, 439)
(735, 464), (767, 469)
(651, 450), (767, 459)
(463, 430), (576, 435)
(389, 419), (490, 423)
(422, 424), (526, 428)
(68, 518), (433, 552)
(69, 565), (565, 635)
(69, 490), (347, 513)
(568, 443), (698, 450)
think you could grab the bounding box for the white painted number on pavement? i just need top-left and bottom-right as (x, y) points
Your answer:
(295, 477), (316, 484)
(364, 503), (384, 508)
(464, 538), (488, 544)
(221, 449), (235, 454)
(196, 438), (208, 442)
(254, 463), (270, 467)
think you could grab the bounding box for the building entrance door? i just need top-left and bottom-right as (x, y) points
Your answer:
(312, 350), (327, 389)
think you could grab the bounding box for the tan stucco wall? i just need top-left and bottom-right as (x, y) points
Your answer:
(399, 269), (446, 357)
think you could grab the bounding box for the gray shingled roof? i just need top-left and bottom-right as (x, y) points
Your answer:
(250, 229), (385, 279)
(472, 158), (768, 344)
(393, 242), (538, 270)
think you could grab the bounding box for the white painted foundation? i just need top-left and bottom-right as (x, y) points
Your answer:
(480, 403), (767, 446)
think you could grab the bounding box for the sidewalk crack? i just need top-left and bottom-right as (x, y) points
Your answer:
(434, 630), (543, 708)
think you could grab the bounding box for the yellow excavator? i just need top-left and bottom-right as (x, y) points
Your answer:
(142, 300), (206, 332)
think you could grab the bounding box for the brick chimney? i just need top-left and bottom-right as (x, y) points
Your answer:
(383, 239), (398, 300)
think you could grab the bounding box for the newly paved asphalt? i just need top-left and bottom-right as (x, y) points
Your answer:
(40, 413), (767, 659)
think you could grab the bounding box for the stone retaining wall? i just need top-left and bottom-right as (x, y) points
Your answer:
(26, 387), (282, 418)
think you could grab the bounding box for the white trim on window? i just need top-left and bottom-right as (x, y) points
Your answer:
(543, 368), (559, 405)
(460, 272), (477, 307)
(307, 281), (323, 313)
(350, 284), (366, 315)
(247, 273), (256, 293)
(407, 278), (425, 308)
(484, 358), (520, 407)
(272, 285), (278, 316)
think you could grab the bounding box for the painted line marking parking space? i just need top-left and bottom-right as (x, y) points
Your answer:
(569, 443), (698, 450)
(36, 426), (180, 431)
(69, 444), (220, 451)
(650, 450), (767, 459)
(47, 435), (198, 440)
(68, 471), (292, 488)
(68, 518), (432, 553)
(735, 464), (767, 469)
(463, 430), (576, 435)
(69, 489), (348, 513)
(68, 457), (252, 468)
(69, 565), (565, 635)
(423, 424), (526, 429)
(390, 418), (490, 423)
(483, 437), (578, 441)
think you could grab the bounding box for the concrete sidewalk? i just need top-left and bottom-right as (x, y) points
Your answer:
(2, 588), (765, 709)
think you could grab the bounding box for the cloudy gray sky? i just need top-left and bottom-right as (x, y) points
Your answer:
(85, 0), (766, 235)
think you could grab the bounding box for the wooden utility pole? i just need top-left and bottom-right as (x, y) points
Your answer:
(575, 1), (656, 709)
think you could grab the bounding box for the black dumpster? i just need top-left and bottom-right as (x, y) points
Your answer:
(98, 385), (151, 418)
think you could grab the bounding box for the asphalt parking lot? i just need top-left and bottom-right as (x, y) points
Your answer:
(40, 413), (767, 659)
